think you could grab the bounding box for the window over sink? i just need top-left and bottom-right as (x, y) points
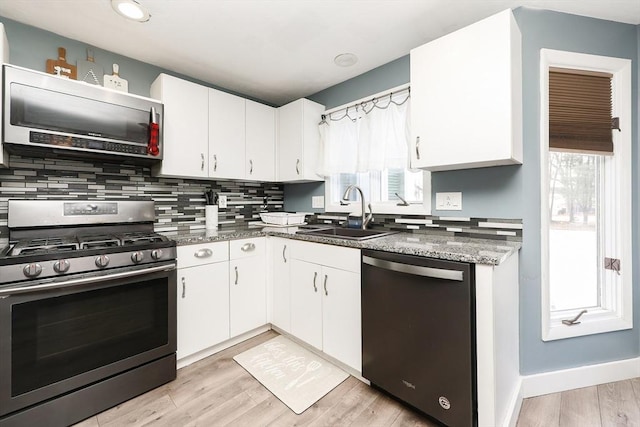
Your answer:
(317, 85), (431, 214)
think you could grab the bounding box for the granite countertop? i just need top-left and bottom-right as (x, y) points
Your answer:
(163, 225), (521, 266)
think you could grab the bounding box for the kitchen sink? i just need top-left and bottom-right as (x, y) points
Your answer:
(296, 226), (397, 241)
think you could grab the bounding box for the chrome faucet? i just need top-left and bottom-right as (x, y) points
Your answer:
(342, 185), (373, 230)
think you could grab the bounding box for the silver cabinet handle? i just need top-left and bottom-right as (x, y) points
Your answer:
(213, 154), (218, 172)
(249, 159), (253, 174)
(241, 242), (256, 252)
(194, 248), (213, 258)
(362, 255), (464, 281)
(201, 153), (205, 171)
(323, 274), (328, 296)
(235, 266), (239, 285)
(295, 159), (300, 175)
(181, 277), (186, 298)
(313, 271), (317, 292)
(415, 136), (420, 160)
(282, 245), (287, 263)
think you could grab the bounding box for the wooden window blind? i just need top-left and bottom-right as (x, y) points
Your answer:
(549, 67), (614, 154)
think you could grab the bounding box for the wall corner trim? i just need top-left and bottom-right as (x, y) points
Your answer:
(520, 357), (640, 398)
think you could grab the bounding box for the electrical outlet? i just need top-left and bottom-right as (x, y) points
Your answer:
(435, 192), (462, 210)
(312, 196), (324, 209)
(218, 195), (227, 208)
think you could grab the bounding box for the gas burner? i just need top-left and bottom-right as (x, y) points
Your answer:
(77, 235), (121, 250)
(10, 237), (79, 256)
(119, 232), (168, 246)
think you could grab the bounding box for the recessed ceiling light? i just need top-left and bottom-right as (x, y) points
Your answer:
(111, 0), (151, 22)
(334, 53), (358, 67)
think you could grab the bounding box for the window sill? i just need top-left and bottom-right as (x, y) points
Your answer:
(543, 309), (632, 341)
(325, 202), (430, 216)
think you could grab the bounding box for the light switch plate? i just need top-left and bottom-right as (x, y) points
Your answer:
(312, 196), (324, 208)
(218, 195), (227, 208)
(435, 192), (462, 210)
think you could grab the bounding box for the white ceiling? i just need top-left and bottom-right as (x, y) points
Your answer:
(1, 0), (639, 105)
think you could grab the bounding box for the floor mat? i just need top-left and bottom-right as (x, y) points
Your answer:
(233, 335), (349, 414)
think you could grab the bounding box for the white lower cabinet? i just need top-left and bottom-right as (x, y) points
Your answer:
(229, 238), (267, 337)
(289, 241), (361, 372)
(269, 237), (292, 333)
(320, 266), (361, 372)
(176, 242), (230, 360)
(290, 259), (323, 349)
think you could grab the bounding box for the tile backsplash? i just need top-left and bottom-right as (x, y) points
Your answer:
(0, 155), (284, 237)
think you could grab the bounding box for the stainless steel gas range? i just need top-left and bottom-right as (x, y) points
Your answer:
(0, 200), (177, 427)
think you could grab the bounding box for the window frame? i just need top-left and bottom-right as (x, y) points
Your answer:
(540, 49), (632, 341)
(324, 171), (431, 215)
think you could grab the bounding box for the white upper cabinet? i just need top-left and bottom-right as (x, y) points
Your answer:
(151, 74), (209, 178)
(209, 89), (246, 180)
(410, 9), (522, 171)
(0, 23), (9, 168)
(246, 100), (276, 181)
(277, 98), (325, 182)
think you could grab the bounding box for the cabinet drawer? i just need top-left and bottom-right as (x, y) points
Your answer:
(177, 241), (229, 268)
(290, 240), (360, 273)
(230, 237), (265, 260)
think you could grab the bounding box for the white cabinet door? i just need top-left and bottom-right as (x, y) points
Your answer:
(409, 9), (522, 171)
(277, 98), (324, 182)
(209, 88), (245, 180)
(151, 74), (209, 178)
(290, 259), (322, 350)
(230, 256), (267, 337)
(246, 100), (276, 181)
(270, 238), (291, 332)
(177, 262), (229, 359)
(321, 266), (362, 372)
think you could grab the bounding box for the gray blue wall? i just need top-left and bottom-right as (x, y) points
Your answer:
(515, 8), (639, 374)
(300, 7), (640, 374)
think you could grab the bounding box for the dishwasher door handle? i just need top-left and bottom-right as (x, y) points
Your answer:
(362, 255), (464, 281)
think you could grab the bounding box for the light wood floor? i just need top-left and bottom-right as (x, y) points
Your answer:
(74, 330), (640, 427)
(517, 378), (640, 427)
(74, 331), (438, 427)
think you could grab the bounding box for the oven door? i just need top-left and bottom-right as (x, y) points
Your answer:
(0, 263), (176, 417)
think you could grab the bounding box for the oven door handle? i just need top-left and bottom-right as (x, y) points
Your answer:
(0, 263), (176, 297)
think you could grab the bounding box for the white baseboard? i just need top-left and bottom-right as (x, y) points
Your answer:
(520, 356), (640, 398)
(177, 325), (271, 369)
(504, 378), (524, 427)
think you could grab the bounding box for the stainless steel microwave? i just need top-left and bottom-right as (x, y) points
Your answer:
(3, 64), (164, 162)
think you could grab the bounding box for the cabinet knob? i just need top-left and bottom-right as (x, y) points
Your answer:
(282, 245), (287, 263)
(323, 274), (328, 296)
(235, 266), (239, 285)
(201, 153), (205, 171)
(295, 159), (300, 175)
(415, 136), (420, 160)
(249, 159), (253, 174)
(181, 277), (186, 298)
(213, 154), (218, 172)
(313, 271), (318, 292)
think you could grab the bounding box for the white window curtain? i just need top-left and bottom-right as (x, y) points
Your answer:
(316, 91), (411, 176)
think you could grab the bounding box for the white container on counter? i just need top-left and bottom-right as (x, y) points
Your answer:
(205, 205), (218, 229)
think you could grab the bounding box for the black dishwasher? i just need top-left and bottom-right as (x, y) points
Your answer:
(361, 249), (476, 427)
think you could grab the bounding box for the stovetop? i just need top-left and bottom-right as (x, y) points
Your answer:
(6, 232), (170, 257)
(1, 200), (177, 286)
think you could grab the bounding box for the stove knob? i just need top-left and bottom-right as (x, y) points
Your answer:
(131, 251), (144, 264)
(151, 249), (163, 260)
(23, 263), (42, 278)
(53, 259), (70, 274)
(95, 255), (110, 268)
